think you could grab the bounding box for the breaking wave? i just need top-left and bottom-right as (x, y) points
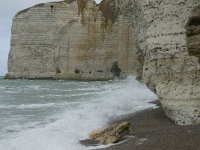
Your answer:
(0, 76), (157, 150)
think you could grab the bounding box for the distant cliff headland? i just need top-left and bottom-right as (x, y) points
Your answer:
(6, 0), (142, 81)
(5, 0), (200, 125)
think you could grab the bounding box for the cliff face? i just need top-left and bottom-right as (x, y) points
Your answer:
(130, 0), (200, 125)
(6, 0), (200, 125)
(6, 0), (140, 80)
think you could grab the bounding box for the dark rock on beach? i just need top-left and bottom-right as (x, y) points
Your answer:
(95, 101), (200, 150)
(89, 121), (131, 145)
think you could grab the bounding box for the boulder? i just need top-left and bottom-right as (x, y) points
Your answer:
(89, 121), (131, 145)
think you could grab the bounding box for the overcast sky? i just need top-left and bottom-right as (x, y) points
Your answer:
(0, 0), (102, 76)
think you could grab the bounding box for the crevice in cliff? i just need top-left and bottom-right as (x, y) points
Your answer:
(76, 0), (89, 23)
(50, 5), (54, 13)
(187, 7), (200, 63)
(54, 49), (61, 74)
(70, 0), (121, 28)
(77, 0), (88, 16)
(111, 61), (121, 77)
(56, 68), (61, 74)
(136, 51), (144, 80)
(75, 68), (80, 74)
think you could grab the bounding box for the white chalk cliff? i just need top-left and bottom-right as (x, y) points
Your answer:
(6, 0), (141, 80)
(6, 0), (200, 125)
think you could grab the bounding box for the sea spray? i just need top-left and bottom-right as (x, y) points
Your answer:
(0, 76), (157, 150)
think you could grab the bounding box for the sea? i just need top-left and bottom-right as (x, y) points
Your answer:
(0, 76), (157, 150)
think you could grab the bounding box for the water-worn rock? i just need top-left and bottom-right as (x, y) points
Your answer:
(132, 0), (200, 125)
(89, 121), (131, 145)
(5, 0), (141, 80)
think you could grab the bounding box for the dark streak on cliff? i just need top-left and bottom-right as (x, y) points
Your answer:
(98, 0), (120, 29)
(73, 0), (121, 29)
(77, 0), (89, 16)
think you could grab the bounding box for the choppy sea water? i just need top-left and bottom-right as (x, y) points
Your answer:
(0, 76), (157, 150)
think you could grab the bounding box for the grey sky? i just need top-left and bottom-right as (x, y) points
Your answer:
(0, 0), (102, 76)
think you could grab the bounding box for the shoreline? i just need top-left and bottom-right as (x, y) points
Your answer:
(85, 101), (200, 150)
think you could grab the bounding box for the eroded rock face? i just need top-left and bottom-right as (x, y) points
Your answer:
(6, 0), (141, 80)
(132, 0), (200, 125)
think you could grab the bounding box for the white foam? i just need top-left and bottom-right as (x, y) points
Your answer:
(0, 76), (157, 150)
(0, 101), (83, 109)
